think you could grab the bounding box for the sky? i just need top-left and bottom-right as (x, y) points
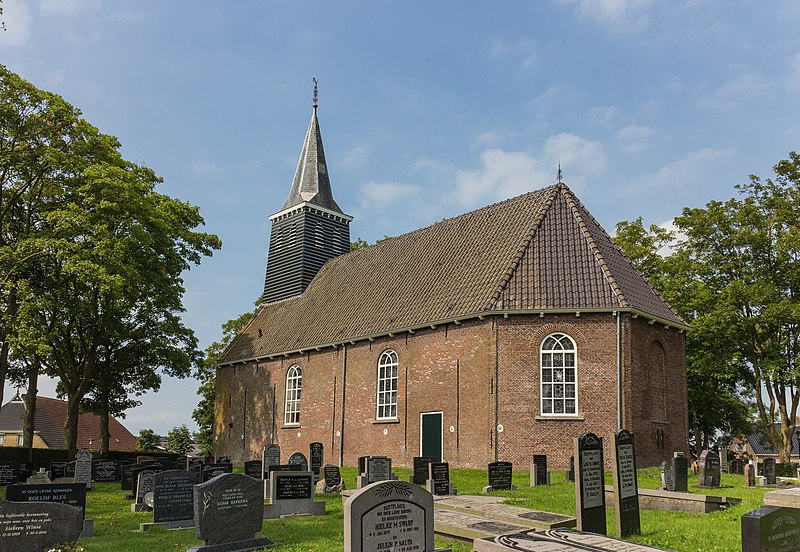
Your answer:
(1, 1), (799, 436)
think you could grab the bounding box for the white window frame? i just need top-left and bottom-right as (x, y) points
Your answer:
(376, 350), (399, 420)
(540, 333), (578, 416)
(284, 365), (302, 426)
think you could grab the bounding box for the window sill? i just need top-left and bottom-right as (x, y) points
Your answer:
(281, 424), (301, 429)
(372, 418), (400, 424)
(535, 415), (585, 421)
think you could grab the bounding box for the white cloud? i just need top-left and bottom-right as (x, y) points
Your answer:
(615, 124), (657, 153)
(584, 105), (619, 127)
(788, 53), (800, 90)
(489, 36), (539, 70)
(471, 129), (518, 150)
(557, 0), (654, 34)
(360, 181), (423, 209)
(693, 70), (767, 112)
(343, 143), (371, 169)
(627, 148), (735, 192)
(39, 0), (102, 16)
(453, 133), (606, 207)
(190, 161), (222, 176)
(0, 1), (32, 46)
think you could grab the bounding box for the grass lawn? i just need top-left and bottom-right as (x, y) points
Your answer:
(0, 466), (778, 551)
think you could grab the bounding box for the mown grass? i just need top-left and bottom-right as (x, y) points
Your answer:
(0, 466), (780, 551)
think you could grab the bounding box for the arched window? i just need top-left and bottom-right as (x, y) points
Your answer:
(540, 333), (577, 415)
(376, 350), (398, 420)
(284, 365), (302, 425)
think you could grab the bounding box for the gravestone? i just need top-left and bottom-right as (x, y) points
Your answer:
(17, 462), (34, 483)
(215, 456), (231, 465)
(264, 470), (325, 517)
(485, 461), (515, 492)
(742, 505), (800, 552)
(309, 442), (324, 478)
(201, 463), (233, 483)
(65, 461), (76, 478)
(366, 456), (392, 485)
(745, 463), (756, 487)
(6, 482), (87, 518)
(358, 456), (369, 476)
(134, 470), (157, 512)
(50, 461), (67, 480)
(26, 469), (51, 485)
(74, 448), (92, 490)
(344, 480), (437, 552)
(575, 432), (606, 535)
(565, 456), (575, 482)
(0, 499), (83, 552)
(428, 462), (454, 496)
(672, 453), (688, 493)
(92, 459), (121, 482)
(244, 460), (263, 479)
(189, 473), (274, 552)
(763, 458), (776, 485)
(611, 429), (640, 537)
(262, 444), (280, 478)
(287, 452), (308, 472)
(660, 461), (675, 491)
(473, 530), (668, 551)
(719, 447), (728, 473)
(152, 470), (195, 524)
(317, 464), (346, 494)
(530, 455), (548, 486)
(734, 458), (745, 475)
(412, 456), (434, 485)
(698, 450), (720, 487)
(263, 464), (295, 499)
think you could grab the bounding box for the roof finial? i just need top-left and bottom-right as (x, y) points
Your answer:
(312, 77), (318, 110)
(557, 160), (563, 184)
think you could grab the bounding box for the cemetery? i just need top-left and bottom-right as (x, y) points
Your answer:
(0, 447), (798, 551)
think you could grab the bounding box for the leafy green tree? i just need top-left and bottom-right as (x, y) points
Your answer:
(136, 428), (161, 453)
(193, 310), (254, 457)
(165, 424), (193, 456)
(350, 238), (369, 251)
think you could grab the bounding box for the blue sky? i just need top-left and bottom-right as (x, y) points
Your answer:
(2, 0), (799, 436)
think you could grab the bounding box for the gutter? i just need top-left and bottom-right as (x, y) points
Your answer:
(338, 343), (347, 467)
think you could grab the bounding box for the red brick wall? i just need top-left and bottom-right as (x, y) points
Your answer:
(214, 312), (687, 470)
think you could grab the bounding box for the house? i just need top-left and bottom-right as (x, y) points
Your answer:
(214, 98), (690, 470)
(729, 425), (800, 464)
(0, 395), (138, 451)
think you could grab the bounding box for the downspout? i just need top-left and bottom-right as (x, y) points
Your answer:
(494, 318), (499, 462)
(616, 312), (622, 430)
(338, 343), (347, 467)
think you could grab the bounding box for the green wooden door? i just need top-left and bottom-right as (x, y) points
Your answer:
(421, 412), (443, 462)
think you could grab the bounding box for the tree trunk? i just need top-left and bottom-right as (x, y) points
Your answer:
(0, 288), (18, 408)
(64, 389), (83, 459)
(22, 361), (39, 461)
(99, 389), (110, 455)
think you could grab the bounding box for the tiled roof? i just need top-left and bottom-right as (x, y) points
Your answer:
(747, 427), (800, 455)
(0, 396), (138, 452)
(220, 183), (686, 364)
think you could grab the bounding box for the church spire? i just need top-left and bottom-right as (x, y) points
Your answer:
(277, 79), (345, 216)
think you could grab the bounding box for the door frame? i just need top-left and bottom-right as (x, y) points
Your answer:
(419, 410), (444, 462)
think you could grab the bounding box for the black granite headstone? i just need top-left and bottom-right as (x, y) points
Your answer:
(566, 456), (575, 482)
(192, 473), (272, 549)
(6, 482), (87, 519)
(358, 455), (369, 475)
(366, 456), (391, 484)
(323, 464), (341, 486)
(412, 456), (434, 485)
(275, 473), (314, 500)
(488, 461), (513, 490)
(0, 461), (19, 486)
(575, 432), (606, 535)
(429, 462), (450, 495)
(698, 450), (720, 487)
(153, 470), (194, 523)
(201, 463), (233, 483)
(531, 455), (548, 486)
(214, 456), (231, 465)
(763, 458), (776, 485)
(92, 459), (121, 482)
(65, 461), (76, 478)
(50, 461), (68, 480)
(611, 429), (640, 537)
(268, 463), (295, 476)
(742, 505), (800, 552)
(672, 453), (688, 493)
(287, 452), (308, 472)
(309, 442), (323, 476)
(0, 499), (83, 551)
(243, 460), (262, 479)
(262, 444), (280, 479)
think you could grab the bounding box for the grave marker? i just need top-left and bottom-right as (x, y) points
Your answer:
(485, 461), (515, 492)
(672, 453), (688, 493)
(412, 456), (433, 485)
(264, 470), (326, 517)
(742, 505), (800, 552)
(262, 444), (280, 478)
(344, 480), (436, 552)
(763, 458), (776, 485)
(745, 463), (756, 487)
(367, 456), (391, 484)
(6, 482), (87, 518)
(316, 464), (346, 494)
(189, 473), (274, 551)
(310, 442), (324, 477)
(134, 470), (157, 512)
(575, 432), (606, 535)
(26, 469), (51, 485)
(244, 460), (263, 479)
(530, 455), (548, 486)
(0, 499), (83, 552)
(50, 461), (67, 480)
(201, 463), (233, 483)
(287, 452), (308, 472)
(698, 450), (720, 487)
(428, 462), (452, 496)
(719, 447), (728, 473)
(92, 459), (121, 482)
(660, 461), (675, 491)
(611, 429), (640, 537)
(151, 470), (195, 525)
(565, 456), (575, 482)
(74, 448), (92, 489)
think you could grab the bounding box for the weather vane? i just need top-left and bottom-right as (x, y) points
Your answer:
(313, 77), (318, 108)
(557, 161), (563, 184)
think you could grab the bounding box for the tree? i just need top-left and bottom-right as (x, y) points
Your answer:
(193, 310), (254, 457)
(2, 66), (221, 458)
(165, 424), (193, 456)
(136, 428), (161, 453)
(350, 238), (369, 251)
(613, 219), (752, 451)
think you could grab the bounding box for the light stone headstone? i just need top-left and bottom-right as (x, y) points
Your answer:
(188, 473), (274, 552)
(719, 447), (728, 473)
(74, 448), (92, 490)
(473, 530), (669, 551)
(698, 450), (720, 487)
(575, 432), (606, 535)
(135, 470), (156, 511)
(344, 480), (435, 552)
(26, 469), (51, 485)
(660, 461), (675, 491)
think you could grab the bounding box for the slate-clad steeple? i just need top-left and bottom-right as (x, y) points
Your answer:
(262, 89), (352, 304)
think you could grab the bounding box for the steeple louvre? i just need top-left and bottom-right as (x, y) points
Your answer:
(261, 91), (352, 305)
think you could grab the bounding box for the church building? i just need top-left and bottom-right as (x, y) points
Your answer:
(214, 96), (690, 470)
